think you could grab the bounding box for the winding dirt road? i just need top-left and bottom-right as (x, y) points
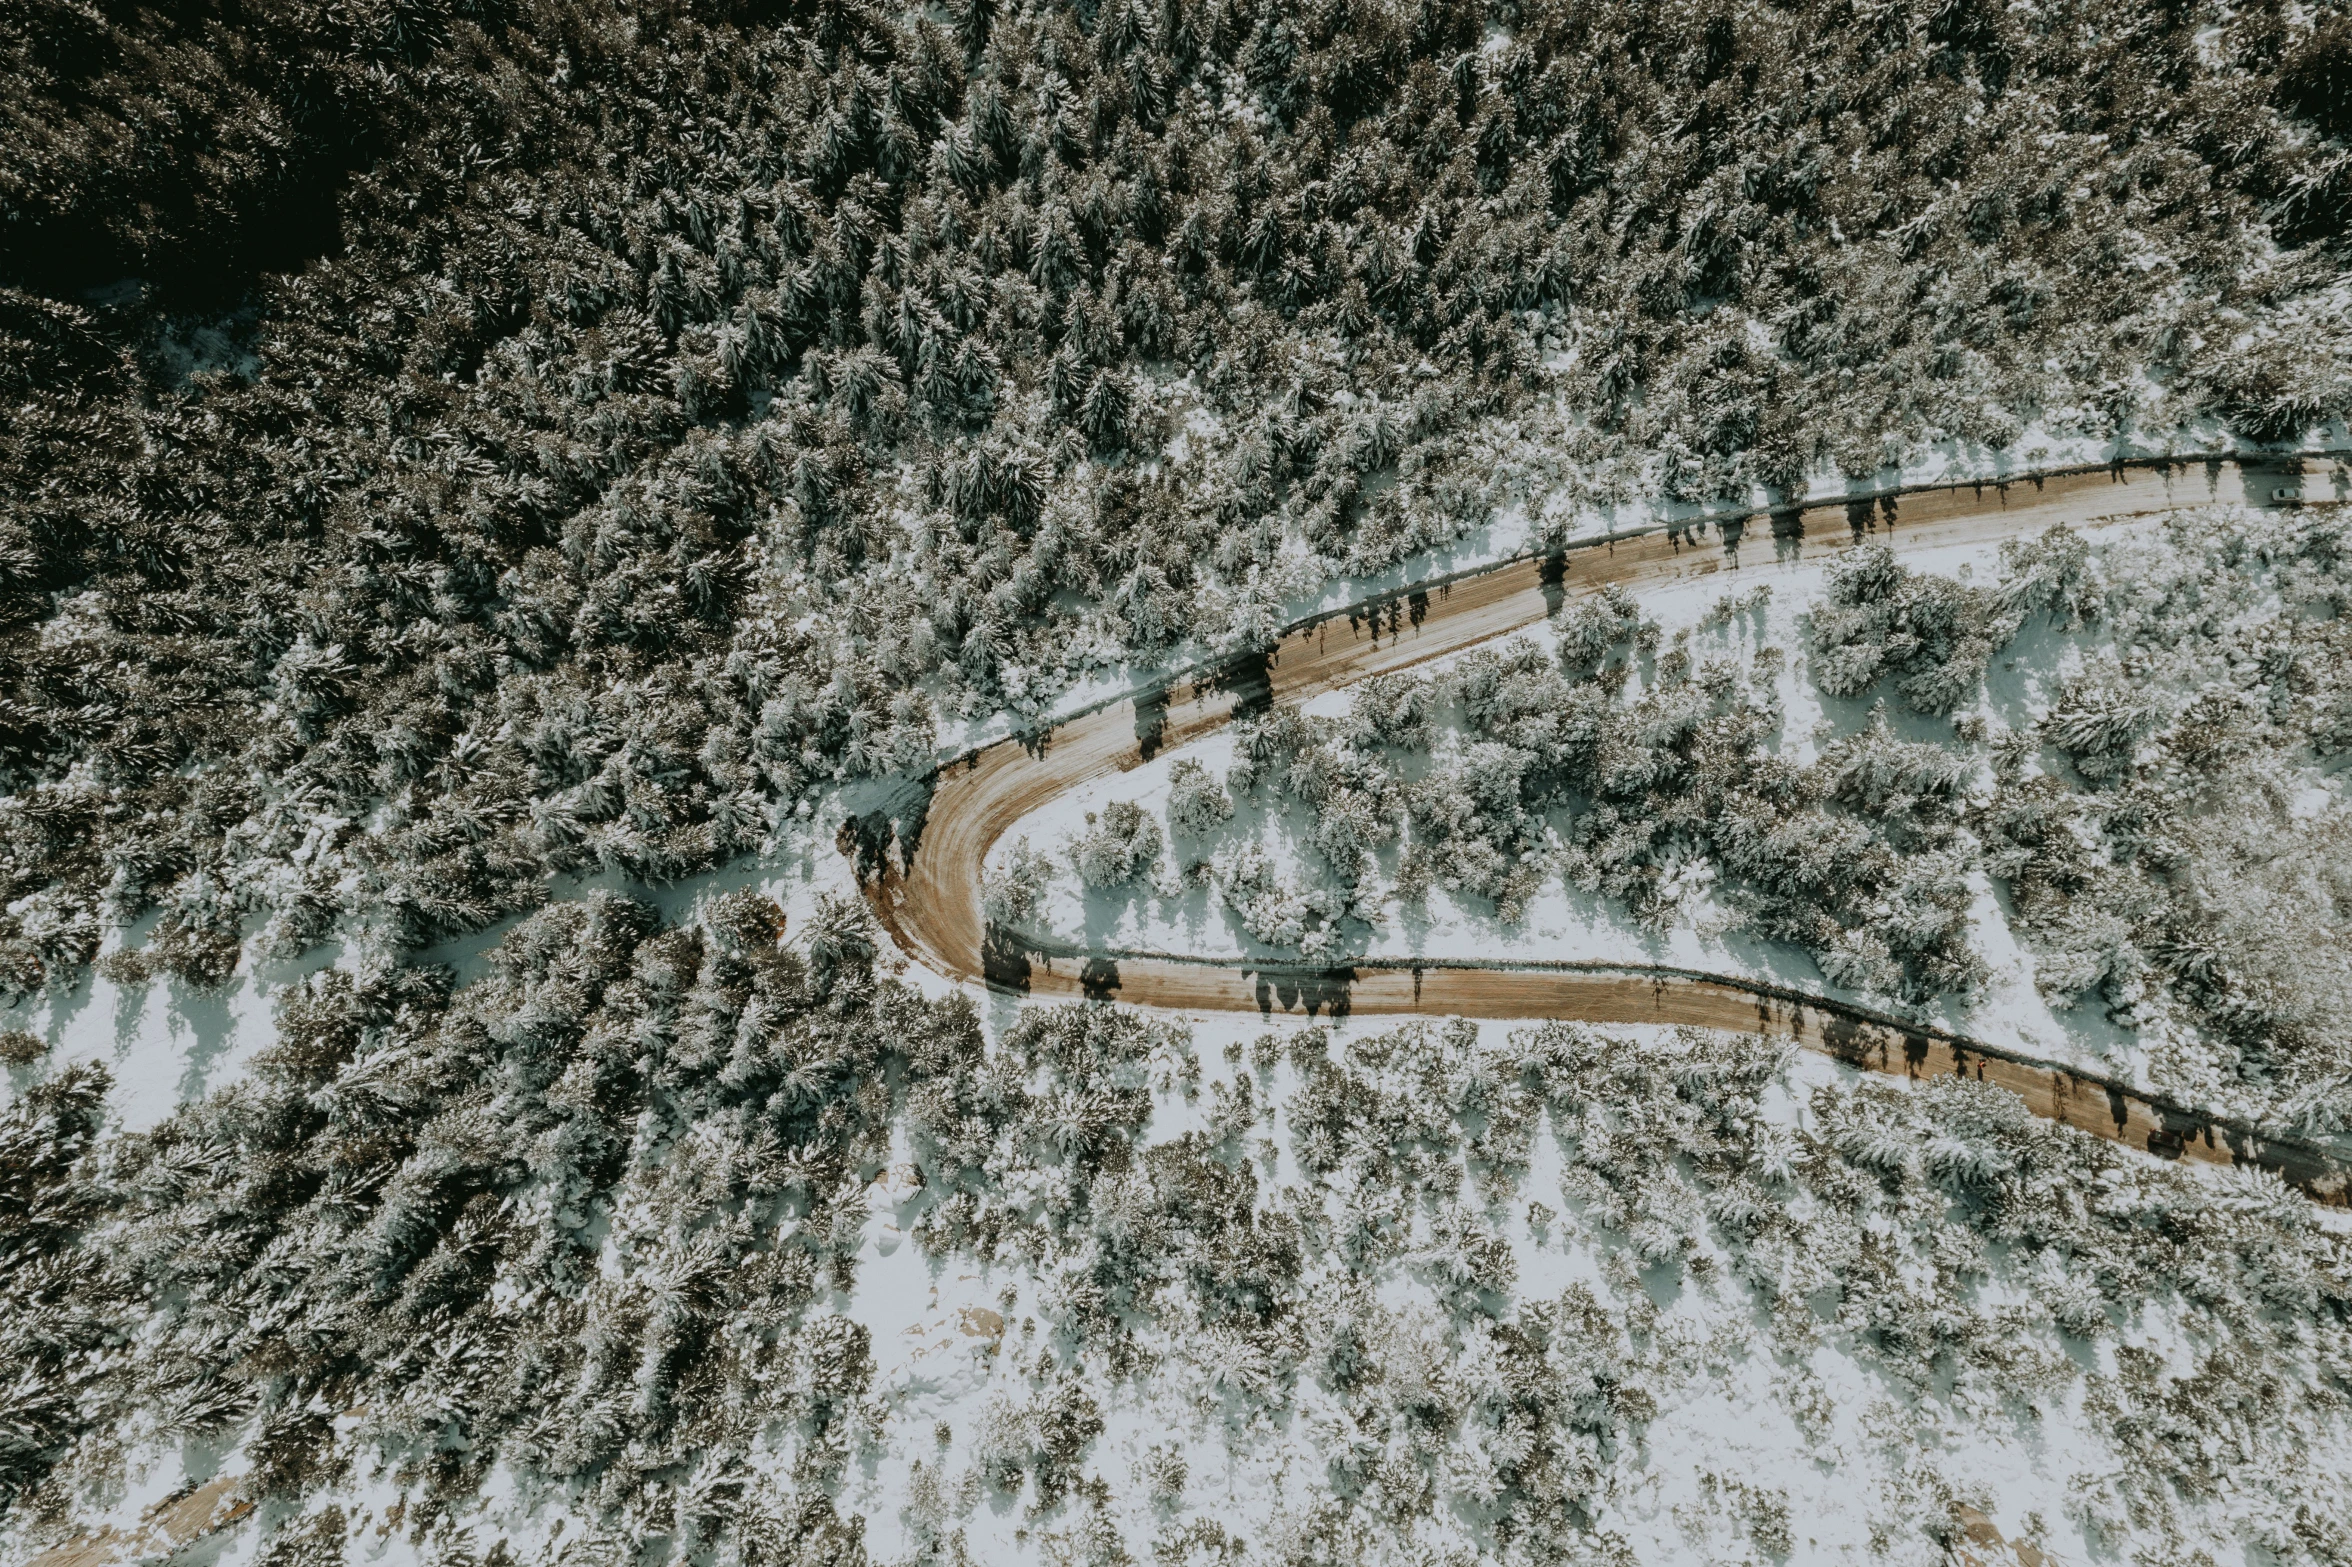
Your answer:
(865, 455), (2351, 1204)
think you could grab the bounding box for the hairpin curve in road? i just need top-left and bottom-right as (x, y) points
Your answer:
(863, 454), (2352, 1205)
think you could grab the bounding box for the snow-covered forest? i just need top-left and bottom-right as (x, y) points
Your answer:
(4, 0), (2352, 1563)
(991, 506), (2352, 1131)
(2, 0), (2350, 989)
(7, 899), (2351, 1566)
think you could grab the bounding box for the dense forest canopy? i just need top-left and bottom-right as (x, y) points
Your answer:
(4, 894), (2347, 1559)
(0, 0), (2348, 995)
(5, 4), (2352, 1559)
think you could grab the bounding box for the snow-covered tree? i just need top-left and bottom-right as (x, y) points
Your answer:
(1165, 759), (1234, 840)
(984, 837), (1058, 928)
(1806, 544), (2019, 716)
(1069, 800), (1164, 890)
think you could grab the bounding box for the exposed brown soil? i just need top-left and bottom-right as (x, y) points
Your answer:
(26, 1476), (250, 1567)
(866, 456), (2351, 1205)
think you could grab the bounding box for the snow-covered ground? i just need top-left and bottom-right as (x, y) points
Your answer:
(984, 524), (2163, 1087)
(825, 1016), (2322, 1567)
(931, 429), (2350, 760)
(9, 461), (2343, 1136)
(0, 830), (867, 1134)
(35, 1004), (2349, 1567)
(840, 1021), (2245, 1567)
(9, 496), (2352, 1567)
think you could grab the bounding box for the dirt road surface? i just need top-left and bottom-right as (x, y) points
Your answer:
(866, 456), (2351, 1203)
